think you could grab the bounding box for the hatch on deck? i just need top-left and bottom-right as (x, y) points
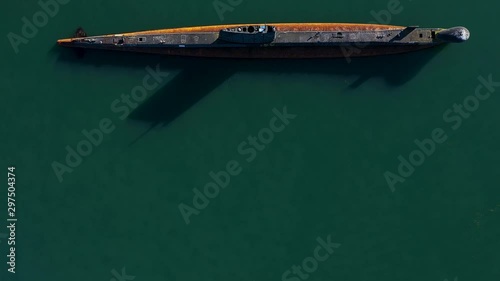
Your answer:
(113, 37), (125, 45)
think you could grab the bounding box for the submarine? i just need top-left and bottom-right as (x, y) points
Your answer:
(57, 23), (470, 58)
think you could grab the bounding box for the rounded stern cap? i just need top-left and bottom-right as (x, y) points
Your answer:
(437, 26), (470, 43)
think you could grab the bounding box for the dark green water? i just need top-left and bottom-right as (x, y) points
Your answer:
(1, 0), (499, 280)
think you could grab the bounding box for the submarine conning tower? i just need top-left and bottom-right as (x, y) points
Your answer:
(436, 26), (470, 43)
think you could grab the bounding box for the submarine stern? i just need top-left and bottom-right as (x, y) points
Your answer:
(436, 26), (470, 43)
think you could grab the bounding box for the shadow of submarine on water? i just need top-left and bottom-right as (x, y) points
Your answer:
(53, 43), (446, 144)
(126, 45), (445, 123)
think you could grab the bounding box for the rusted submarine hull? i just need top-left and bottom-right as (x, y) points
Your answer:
(57, 23), (470, 59)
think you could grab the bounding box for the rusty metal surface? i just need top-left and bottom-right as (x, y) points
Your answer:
(58, 23), (446, 58)
(97, 23), (407, 36)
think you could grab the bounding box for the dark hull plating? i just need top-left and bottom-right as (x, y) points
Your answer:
(57, 23), (469, 59)
(80, 45), (435, 58)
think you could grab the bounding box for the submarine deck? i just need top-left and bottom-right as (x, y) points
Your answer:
(59, 27), (443, 48)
